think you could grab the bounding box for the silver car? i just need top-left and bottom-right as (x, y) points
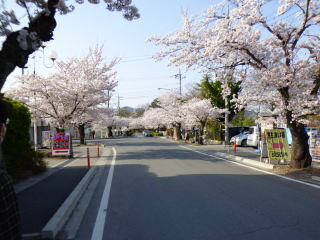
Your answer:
(230, 131), (249, 147)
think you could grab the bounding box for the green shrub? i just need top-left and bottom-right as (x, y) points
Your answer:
(2, 98), (47, 180)
(31, 151), (47, 175)
(206, 119), (223, 141)
(152, 132), (163, 136)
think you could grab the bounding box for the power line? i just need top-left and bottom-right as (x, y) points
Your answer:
(123, 95), (155, 99)
(121, 55), (153, 59)
(118, 75), (173, 81)
(118, 86), (177, 93)
(119, 57), (153, 63)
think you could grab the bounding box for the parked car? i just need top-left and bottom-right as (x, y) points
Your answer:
(247, 126), (260, 148)
(143, 130), (153, 137)
(230, 131), (249, 147)
(228, 126), (250, 142)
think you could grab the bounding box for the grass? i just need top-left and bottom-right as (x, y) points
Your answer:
(273, 165), (320, 180)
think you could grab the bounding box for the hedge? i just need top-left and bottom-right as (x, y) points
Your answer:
(2, 98), (46, 181)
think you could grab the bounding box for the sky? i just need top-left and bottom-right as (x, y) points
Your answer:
(2, 0), (219, 108)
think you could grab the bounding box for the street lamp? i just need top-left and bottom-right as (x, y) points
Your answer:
(40, 42), (58, 68)
(31, 44), (58, 151)
(33, 92), (38, 151)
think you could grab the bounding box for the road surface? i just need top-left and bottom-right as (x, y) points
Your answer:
(76, 136), (320, 240)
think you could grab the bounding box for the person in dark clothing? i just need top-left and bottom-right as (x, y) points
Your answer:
(91, 130), (95, 139)
(0, 98), (21, 240)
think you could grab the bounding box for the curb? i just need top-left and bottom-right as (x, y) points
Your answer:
(41, 166), (98, 239)
(312, 176), (320, 182)
(216, 152), (274, 170)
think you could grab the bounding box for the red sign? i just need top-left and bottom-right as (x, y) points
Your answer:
(272, 142), (284, 149)
(52, 133), (70, 156)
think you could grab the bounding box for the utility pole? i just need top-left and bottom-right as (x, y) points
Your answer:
(118, 94), (120, 110)
(174, 69), (185, 97)
(117, 94), (124, 110)
(107, 90), (110, 108)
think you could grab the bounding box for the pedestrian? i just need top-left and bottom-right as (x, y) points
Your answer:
(92, 130), (95, 139)
(0, 98), (21, 240)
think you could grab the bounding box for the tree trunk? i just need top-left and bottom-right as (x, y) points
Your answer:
(198, 121), (206, 145)
(174, 124), (182, 140)
(56, 128), (65, 133)
(78, 124), (85, 145)
(288, 122), (312, 168)
(107, 126), (113, 138)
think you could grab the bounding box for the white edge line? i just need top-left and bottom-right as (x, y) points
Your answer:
(180, 145), (320, 190)
(90, 147), (117, 240)
(50, 159), (68, 168)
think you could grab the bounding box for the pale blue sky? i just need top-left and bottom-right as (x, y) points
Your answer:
(2, 0), (305, 108)
(3, 0), (218, 108)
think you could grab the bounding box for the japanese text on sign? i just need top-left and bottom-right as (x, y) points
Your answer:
(52, 133), (70, 156)
(265, 129), (291, 162)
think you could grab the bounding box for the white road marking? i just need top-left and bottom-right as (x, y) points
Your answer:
(180, 145), (320, 190)
(91, 147), (117, 240)
(49, 160), (68, 168)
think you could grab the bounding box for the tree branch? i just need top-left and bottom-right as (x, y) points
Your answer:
(0, 0), (59, 90)
(310, 70), (320, 95)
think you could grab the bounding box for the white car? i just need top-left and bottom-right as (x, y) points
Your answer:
(247, 126), (260, 147)
(230, 131), (249, 147)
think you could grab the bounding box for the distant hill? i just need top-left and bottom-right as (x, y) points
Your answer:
(121, 106), (144, 112)
(121, 106), (135, 111)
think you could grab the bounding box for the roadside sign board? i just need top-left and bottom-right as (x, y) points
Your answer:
(265, 129), (291, 162)
(52, 133), (70, 156)
(42, 131), (51, 148)
(308, 127), (320, 161)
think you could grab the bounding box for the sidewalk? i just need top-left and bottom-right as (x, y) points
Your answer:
(184, 142), (320, 186)
(15, 145), (104, 238)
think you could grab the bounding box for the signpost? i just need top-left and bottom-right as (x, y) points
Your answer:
(265, 129), (291, 163)
(309, 127), (320, 161)
(52, 132), (71, 156)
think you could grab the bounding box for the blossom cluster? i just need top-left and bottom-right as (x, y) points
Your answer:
(149, 0), (320, 125)
(6, 45), (118, 129)
(138, 90), (225, 130)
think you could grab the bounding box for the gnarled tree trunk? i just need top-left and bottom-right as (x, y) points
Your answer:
(173, 123), (182, 140)
(198, 121), (206, 145)
(280, 86), (313, 169)
(78, 124), (85, 145)
(288, 122), (312, 168)
(107, 126), (113, 138)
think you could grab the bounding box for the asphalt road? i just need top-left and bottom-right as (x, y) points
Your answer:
(17, 148), (89, 234)
(77, 136), (320, 240)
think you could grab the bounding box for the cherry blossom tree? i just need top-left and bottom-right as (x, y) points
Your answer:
(141, 107), (166, 130)
(157, 90), (185, 139)
(149, 0), (320, 168)
(0, 0), (139, 92)
(94, 110), (130, 138)
(6, 46), (118, 133)
(183, 97), (225, 144)
(72, 106), (112, 144)
(127, 117), (143, 131)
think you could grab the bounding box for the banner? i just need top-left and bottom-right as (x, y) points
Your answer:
(308, 127), (320, 161)
(52, 132), (70, 156)
(265, 129), (291, 162)
(42, 131), (51, 148)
